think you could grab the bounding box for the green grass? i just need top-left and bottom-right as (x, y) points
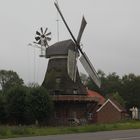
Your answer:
(0, 120), (140, 139)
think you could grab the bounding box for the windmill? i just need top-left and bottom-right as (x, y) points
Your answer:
(33, 27), (51, 57)
(31, 2), (101, 95)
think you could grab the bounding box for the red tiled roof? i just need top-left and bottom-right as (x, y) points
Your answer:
(87, 89), (105, 105)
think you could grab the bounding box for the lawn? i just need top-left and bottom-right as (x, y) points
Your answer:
(0, 120), (140, 139)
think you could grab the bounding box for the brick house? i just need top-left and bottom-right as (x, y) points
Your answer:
(50, 89), (127, 125)
(96, 99), (126, 123)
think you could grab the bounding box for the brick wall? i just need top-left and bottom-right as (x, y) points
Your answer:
(97, 101), (122, 123)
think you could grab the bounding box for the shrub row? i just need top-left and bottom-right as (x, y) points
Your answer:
(0, 86), (53, 125)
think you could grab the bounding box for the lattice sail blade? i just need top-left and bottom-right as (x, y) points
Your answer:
(47, 37), (51, 41)
(67, 49), (78, 82)
(36, 31), (41, 36)
(35, 36), (40, 41)
(80, 52), (101, 88)
(46, 32), (51, 36)
(40, 27), (43, 34)
(44, 28), (48, 34)
(54, 2), (78, 45)
(77, 16), (87, 44)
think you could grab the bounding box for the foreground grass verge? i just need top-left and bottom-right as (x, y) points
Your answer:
(0, 120), (140, 139)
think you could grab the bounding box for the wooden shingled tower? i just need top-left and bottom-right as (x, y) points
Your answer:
(42, 39), (87, 95)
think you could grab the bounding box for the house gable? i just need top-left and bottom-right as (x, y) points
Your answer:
(96, 99), (122, 112)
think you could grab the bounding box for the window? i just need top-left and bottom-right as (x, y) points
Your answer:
(88, 113), (93, 120)
(73, 89), (78, 94)
(56, 77), (61, 84)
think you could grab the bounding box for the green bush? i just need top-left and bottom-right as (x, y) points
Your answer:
(27, 87), (54, 125)
(6, 86), (28, 124)
(0, 94), (7, 124)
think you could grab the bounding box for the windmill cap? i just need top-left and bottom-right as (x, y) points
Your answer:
(46, 39), (78, 58)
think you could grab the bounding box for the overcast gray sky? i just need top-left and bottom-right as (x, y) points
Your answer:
(0, 0), (140, 85)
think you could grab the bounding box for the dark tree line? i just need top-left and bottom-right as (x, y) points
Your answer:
(1, 69), (140, 124)
(0, 70), (53, 125)
(85, 70), (140, 109)
(0, 70), (23, 91)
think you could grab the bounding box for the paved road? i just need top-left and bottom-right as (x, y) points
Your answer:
(2, 129), (140, 140)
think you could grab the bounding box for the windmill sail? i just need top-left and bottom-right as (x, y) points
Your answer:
(67, 49), (78, 82)
(54, 2), (101, 88)
(80, 52), (101, 88)
(54, 2), (78, 45)
(77, 17), (87, 44)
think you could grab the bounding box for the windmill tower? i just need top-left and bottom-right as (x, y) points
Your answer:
(32, 2), (101, 96)
(42, 39), (87, 95)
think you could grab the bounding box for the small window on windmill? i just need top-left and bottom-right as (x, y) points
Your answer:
(56, 77), (61, 84)
(54, 90), (60, 95)
(73, 89), (78, 94)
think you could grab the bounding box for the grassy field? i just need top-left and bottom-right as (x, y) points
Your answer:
(0, 120), (140, 139)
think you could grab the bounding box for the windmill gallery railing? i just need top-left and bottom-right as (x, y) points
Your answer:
(51, 95), (99, 102)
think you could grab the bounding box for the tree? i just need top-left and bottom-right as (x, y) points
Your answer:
(0, 70), (24, 91)
(28, 87), (53, 125)
(121, 74), (140, 109)
(85, 70), (140, 110)
(27, 82), (39, 88)
(6, 86), (28, 124)
(95, 72), (122, 97)
(0, 94), (7, 123)
(106, 92), (125, 107)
